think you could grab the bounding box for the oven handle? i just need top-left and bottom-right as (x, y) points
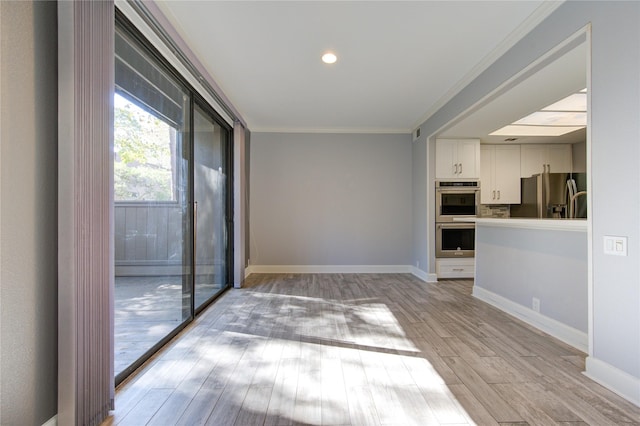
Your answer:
(437, 222), (476, 229)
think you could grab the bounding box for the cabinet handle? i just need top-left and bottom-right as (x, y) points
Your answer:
(453, 268), (464, 272)
(492, 190), (496, 200)
(459, 163), (463, 174)
(454, 163), (459, 175)
(497, 190), (501, 200)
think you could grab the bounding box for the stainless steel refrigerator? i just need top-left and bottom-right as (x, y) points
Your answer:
(510, 173), (572, 218)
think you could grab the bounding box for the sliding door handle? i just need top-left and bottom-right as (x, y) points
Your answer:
(193, 201), (198, 260)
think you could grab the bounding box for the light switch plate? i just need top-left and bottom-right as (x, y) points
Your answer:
(604, 235), (627, 256)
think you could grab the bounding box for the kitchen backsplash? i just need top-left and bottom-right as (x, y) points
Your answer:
(479, 204), (510, 218)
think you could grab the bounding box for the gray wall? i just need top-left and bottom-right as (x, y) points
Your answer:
(414, 0), (640, 386)
(572, 141), (586, 173)
(250, 132), (412, 266)
(0, 1), (58, 424)
(475, 226), (588, 333)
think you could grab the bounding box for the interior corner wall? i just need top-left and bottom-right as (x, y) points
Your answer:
(414, 0), (640, 403)
(250, 132), (412, 267)
(411, 134), (428, 273)
(244, 128), (251, 267)
(0, 1), (58, 424)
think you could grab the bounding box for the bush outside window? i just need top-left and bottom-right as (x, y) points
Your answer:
(114, 93), (177, 202)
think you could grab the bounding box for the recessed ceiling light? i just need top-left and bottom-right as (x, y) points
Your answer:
(322, 52), (337, 64)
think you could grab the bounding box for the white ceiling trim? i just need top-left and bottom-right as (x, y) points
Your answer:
(410, 0), (565, 131)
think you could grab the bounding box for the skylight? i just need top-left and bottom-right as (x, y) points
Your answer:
(490, 89), (587, 137)
(513, 111), (586, 126)
(541, 93), (586, 112)
(490, 125), (584, 137)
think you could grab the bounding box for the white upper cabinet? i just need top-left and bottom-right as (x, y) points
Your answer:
(521, 144), (572, 177)
(547, 144), (573, 173)
(435, 139), (480, 179)
(481, 145), (521, 204)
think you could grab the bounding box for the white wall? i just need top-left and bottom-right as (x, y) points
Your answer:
(250, 132), (412, 268)
(0, 1), (58, 423)
(413, 0), (640, 404)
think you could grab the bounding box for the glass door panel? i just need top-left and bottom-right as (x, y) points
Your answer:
(113, 26), (192, 381)
(193, 105), (229, 309)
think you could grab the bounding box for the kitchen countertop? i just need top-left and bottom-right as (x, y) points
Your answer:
(453, 217), (587, 232)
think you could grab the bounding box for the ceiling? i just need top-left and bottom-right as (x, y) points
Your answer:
(439, 38), (587, 144)
(154, 1), (563, 133)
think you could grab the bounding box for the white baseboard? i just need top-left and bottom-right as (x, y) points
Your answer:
(584, 357), (640, 407)
(411, 267), (438, 283)
(42, 415), (57, 426)
(245, 265), (413, 274)
(472, 285), (588, 352)
(244, 265), (253, 278)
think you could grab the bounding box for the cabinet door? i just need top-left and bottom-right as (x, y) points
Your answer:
(547, 144), (572, 173)
(480, 146), (495, 204)
(435, 139), (458, 179)
(457, 139), (480, 179)
(521, 144), (547, 177)
(494, 145), (521, 204)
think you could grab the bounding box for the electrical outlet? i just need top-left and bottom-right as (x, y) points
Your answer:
(532, 297), (540, 313)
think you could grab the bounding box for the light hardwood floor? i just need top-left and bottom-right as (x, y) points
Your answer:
(104, 274), (640, 425)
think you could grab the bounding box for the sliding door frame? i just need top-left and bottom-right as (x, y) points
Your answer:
(192, 94), (235, 316)
(114, 9), (234, 386)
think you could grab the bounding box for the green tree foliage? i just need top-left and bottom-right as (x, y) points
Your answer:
(114, 95), (175, 201)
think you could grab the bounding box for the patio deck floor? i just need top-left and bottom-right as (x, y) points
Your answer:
(114, 276), (222, 377)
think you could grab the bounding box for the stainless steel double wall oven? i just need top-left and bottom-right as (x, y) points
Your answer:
(435, 181), (479, 257)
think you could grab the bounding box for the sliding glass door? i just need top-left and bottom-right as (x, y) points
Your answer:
(193, 104), (231, 310)
(113, 14), (232, 383)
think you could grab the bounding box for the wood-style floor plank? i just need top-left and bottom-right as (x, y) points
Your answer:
(105, 275), (640, 426)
